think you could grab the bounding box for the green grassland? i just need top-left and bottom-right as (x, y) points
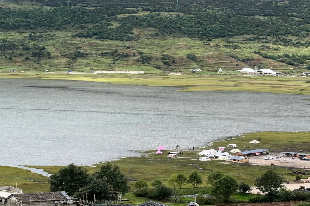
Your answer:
(1, 72), (310, 95)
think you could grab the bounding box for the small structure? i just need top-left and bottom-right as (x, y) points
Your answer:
(236, 149), (269, 157)
(227, 144), (237, 147)
(302, 72), (310, 76)
(167, 154), (177, 158)
(230, 149), (241, 153)
(230, 156), (249, 163)
(6, 191), (76, 206)
(238, 68), (257, 74)
(0, 186), (22, 205)
(199, 156), (211, 161)
(249, 140), (260, 144)
(218, 147), (225, 151)
(157, 146), (166, 150)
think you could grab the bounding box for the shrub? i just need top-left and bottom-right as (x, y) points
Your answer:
(238, 182), (251, 193)
(249, 195), (269, 203)
(147, 185), (173, 200)
(276, 188), (295, 201)
(196, 195), (217, 205)
(134, 187), (149, 197)
(293, 191), (310, 201)
(296, 175), (303, 181)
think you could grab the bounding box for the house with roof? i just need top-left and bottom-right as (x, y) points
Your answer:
(236, 149), (269, 157)
(5, 191), (76, 206)
(0, 186), (22, 205)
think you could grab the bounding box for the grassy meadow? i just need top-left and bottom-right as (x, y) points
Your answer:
(1, 72), (310, 95)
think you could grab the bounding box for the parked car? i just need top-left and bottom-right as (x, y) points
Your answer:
(301, 157), (310, 161)
(264, 156), (274, 160)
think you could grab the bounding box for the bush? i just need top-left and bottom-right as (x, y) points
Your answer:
(295, 203), (310, 206)
(296, 175), (303, 181)
(148, 185), (173, 200)
(293, 191), (310, 201)
(238, 182), (251, 193)
(134, 187), (149, 197)
(196, 195), (217, 205)
(249, 195), (269, 203)
(276, 188), (295, 201)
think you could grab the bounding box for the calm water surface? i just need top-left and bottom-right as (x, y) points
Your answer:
(0, 78), (309, 166)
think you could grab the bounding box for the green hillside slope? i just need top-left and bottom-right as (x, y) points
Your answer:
(0, 0), (309, 74)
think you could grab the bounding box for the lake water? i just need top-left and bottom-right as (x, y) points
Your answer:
(0, 78), (309, 166)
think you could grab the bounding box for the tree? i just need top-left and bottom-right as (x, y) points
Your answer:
(135, 179), (148, 190)
(91, 162), (129, 200)
(211, 175), (238, 202)
(176, 173), (187, 189)
(255, 169), (285, 198)
(134, 179), (149, 197)
(152, 179), (163, 188)
(169, 173), (187, 189)
(188, 171), (202, 187)
(49, 163), (89, 197)
(84, 175), (109, 202)
(168, 174), (178, 188)
(208, 170), (224, 186)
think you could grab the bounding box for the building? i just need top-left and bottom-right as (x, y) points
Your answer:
(238, 68), (257, 74)
(5, 191), (76, 206)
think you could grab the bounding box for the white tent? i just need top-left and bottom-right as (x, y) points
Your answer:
(230, 149), (241, 153)
(218, 156), (229, 160)
(249, 140), (260, 144)
(198, 149), (217, 156)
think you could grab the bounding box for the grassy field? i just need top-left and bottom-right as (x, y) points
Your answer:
(1, 72), (310, 95)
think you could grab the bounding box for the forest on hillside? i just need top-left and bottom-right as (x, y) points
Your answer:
(0, 0), (310, 72)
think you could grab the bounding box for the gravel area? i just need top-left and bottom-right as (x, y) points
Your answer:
(248, 154), (310, 169)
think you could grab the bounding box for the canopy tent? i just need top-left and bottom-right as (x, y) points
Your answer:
(218, 147), (225, 151)
(156, 150), (163, 154)
(157, 145), (166, 150)
(230, 149), (241, 153)
(249, 140), (260, 144)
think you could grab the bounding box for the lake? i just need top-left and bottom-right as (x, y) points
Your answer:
(0, 78), (309, 166)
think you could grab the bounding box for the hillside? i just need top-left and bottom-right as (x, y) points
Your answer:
(0, 0), (310, 74)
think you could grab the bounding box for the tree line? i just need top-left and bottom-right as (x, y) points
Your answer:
(50, 164), (310, 204)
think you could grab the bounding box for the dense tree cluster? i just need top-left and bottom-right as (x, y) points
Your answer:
(49, 163), (129, 202)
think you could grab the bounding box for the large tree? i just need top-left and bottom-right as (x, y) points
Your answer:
(90, 162), (130, 200)
(188, 171), (202, 187)
(208, 170), (224, 186)
(211, 175), (238, 202)
(255, 169), (285, 198)
(49, 163), (89, 197)
(169, 173), (187, 189)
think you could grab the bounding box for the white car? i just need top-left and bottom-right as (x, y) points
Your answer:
(263, 156), (274, 160)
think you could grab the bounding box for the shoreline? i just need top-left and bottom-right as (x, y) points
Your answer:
(0, 72), (310, 95)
